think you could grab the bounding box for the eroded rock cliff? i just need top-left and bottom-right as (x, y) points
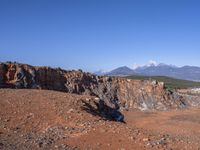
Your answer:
(0, 62), (188, 111)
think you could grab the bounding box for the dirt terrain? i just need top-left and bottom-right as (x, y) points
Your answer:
(1, 89), (200, 150)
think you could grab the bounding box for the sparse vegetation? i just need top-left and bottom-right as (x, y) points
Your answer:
(126, 75), (200, 90)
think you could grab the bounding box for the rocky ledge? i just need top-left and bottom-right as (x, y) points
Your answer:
(0, 62), (197, 114)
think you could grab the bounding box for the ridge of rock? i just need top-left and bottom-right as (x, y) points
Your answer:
(0, 62), (193, 112)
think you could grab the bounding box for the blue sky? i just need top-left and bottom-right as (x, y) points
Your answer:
(0, 0), (200, 72)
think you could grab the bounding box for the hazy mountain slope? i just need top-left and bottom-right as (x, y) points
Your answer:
(105, 63), (200, 81)
(104, 66), (136, 76)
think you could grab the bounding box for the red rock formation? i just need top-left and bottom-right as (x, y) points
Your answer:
(0, 62), (187, 111)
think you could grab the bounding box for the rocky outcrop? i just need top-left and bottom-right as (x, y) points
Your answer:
(0, 62), (192, 112)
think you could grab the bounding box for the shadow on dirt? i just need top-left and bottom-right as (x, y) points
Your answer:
(81, 99), (125, 123)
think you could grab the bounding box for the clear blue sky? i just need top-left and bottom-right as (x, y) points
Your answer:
(0, 0), (200, 71)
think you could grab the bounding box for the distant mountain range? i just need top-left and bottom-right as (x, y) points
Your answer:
(95, 63), (200, 81)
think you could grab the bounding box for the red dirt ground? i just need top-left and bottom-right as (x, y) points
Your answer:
(1, 89), (200, 150)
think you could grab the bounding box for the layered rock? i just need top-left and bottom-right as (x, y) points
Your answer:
(0, 62), (190, 111)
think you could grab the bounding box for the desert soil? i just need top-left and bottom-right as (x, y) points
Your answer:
(0, 89), (200, 150)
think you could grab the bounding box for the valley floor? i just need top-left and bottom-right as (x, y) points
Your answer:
(0, 89), (200, 150)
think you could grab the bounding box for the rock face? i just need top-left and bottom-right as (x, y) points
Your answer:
(0, 62), (190, 112)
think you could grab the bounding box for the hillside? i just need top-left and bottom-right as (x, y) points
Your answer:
(0, 62), (192, 111)
(1, 89), (200, 150)
(126, 75), (200, 90)
(105, 64), (200, 81)
(2, 62), (200, 149)
(104, 66), (136, 76)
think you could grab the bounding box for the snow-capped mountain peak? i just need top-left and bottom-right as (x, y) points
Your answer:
(132, 60), (158, 70)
